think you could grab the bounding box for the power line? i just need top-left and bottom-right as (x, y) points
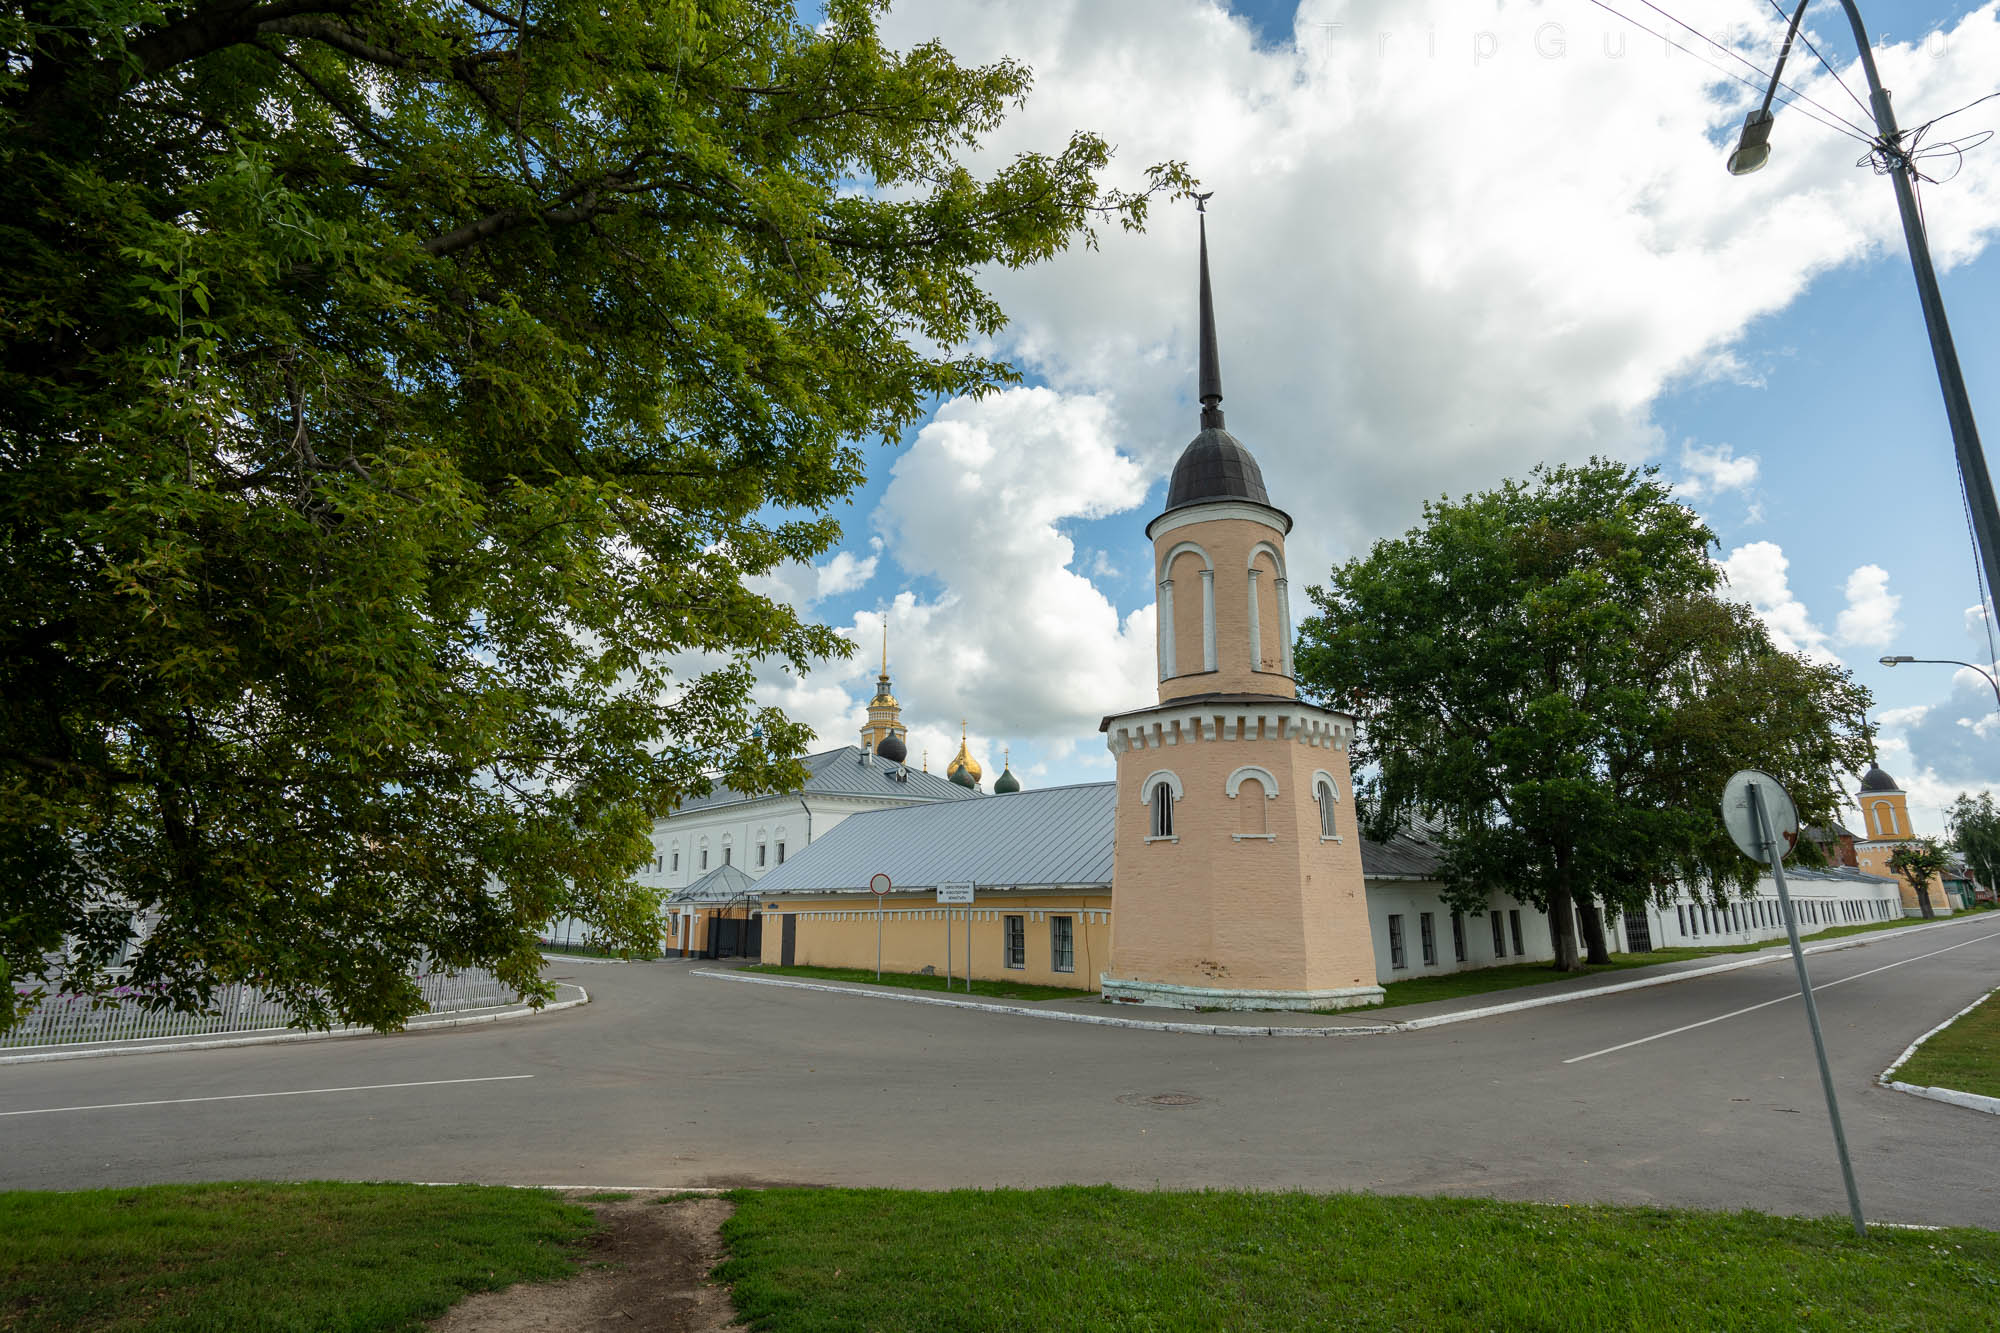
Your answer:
(1632, 0), (1874, 137)
(1583, 0), (1874, 145)
(1759, 0), (1876, 122)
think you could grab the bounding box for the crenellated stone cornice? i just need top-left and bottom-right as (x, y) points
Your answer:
(1098, 696), (1353, 756)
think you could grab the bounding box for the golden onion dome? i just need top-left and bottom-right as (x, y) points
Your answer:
(946, 721), (982, 788)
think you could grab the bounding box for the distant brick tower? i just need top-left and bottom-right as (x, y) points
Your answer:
(1098, 206), (1381, 1009)
(1853, 763), (1951, 915)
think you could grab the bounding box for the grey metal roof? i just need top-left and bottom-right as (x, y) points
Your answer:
(669, 861), (758, 905)
(671, 745), (982, 815)
(1356, 831), (1445, 880)
(1778, 863), (1893, 884)
(751, 780), (1453, 897)
(753, 783), (1118, 895)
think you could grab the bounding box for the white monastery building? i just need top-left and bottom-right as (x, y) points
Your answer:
(592, 211), (1906, 1003)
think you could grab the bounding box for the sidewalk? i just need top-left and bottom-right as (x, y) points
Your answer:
(696, 917), (1985, 1038)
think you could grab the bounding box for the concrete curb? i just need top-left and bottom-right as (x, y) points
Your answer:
(693, 970), (1398, 1037)
(1877, 985), (2000, 1117)
(0, 984), (590, 1065)
(695, 919), (1985, 1038)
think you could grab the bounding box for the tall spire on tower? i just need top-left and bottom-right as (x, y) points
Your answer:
(1196, 193), (1223, 430)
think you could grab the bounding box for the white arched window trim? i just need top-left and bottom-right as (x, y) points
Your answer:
(1245, 541), (1293, 679)
(1141, 769), (1183, 842)
(1227, 765), (1278, 842)
(1312, 769), (1342, 842)
(1157, 542), (1217, 679)
(1225, 765), (1281, 799)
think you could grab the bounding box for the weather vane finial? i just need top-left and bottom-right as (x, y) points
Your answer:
(1194, 190), (1213, 213)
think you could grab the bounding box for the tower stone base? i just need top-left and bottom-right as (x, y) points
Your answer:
(1100, 976), (1383, 1011)
(1101, 697), (1379, 1011)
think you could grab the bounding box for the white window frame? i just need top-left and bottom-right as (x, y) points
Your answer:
(1050, 915), (1075, 973)
(1312, 770), (1342, 842)
(1141, 770), (1184, 842)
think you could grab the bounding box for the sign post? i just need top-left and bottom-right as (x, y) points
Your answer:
(938, 884), (975, 991)
(1721, 769), (1866, 1238)
(868, 873), (891, 982)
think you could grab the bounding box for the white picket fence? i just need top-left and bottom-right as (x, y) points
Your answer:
(4, 969), (519, 1051)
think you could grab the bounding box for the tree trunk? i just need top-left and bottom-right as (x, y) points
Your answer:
(1916, 882), (1936, 919)
(1578, 901), (1612, 966)
(1548, 858), (1582, 972)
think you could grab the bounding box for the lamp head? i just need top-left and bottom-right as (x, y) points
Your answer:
(1880, 655), (1914, 666)
(1727, 108), (1776, 176)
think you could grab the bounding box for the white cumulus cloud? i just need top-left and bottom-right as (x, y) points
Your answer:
(1677, 441), (1760, 499)
(1834, 564), (1900, 647)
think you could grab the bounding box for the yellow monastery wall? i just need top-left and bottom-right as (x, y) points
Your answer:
(1108, 722), (1374, 995)
(1155, 512), (1297, 702)
(763, 895), (1111, 991)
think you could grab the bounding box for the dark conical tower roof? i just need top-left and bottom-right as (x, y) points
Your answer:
(1163, 202), (1278, 516)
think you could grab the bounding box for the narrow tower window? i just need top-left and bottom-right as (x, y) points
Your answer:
(1152, 783), (1175, 838)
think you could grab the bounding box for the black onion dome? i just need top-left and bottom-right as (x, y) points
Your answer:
(1166, 428), (1270, 510)
(875, 732), (907, 764)
(1858, 763), (1899, 793)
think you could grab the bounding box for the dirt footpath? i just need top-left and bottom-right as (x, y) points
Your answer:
(430, 1192), (740, 1332)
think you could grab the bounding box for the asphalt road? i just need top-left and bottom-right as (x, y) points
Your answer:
(5, 915), (1998, 1227)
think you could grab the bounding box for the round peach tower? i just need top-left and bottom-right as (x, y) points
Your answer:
(1099, 206), (1381, 1010)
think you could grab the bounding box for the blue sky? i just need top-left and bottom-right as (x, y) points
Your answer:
(744, 1), (2000, 834)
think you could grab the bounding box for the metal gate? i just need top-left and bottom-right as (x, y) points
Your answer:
(1624, 911), (1653, 952)
(706, 913), (763, 960)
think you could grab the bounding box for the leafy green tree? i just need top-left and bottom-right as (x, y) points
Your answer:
(1945, 792), (2000, 900)
(0, 0), (1185, 1030)
(1888, 838), (1951, 919)
(1295, 460), (1874, 971)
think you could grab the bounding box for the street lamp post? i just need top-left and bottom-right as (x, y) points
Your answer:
(1729, 2), (2000, 629)
(1879, 654), (2000, 710)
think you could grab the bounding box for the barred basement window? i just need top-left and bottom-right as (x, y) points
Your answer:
(1419, 912), (1437, 967)
(1051, 916), (1075, 973)
(1004, 915), (1026, 969)
(1388, 914), (1407, 970)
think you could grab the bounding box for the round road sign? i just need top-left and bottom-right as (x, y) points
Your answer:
(1721, 769), (1799, 863)
(868, 873), (892, 896)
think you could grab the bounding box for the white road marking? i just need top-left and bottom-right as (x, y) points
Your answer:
(1563, 930), (2000, 1065)
(0, 1074), (534, 1118)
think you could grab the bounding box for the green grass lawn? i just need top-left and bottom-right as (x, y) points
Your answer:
(0, 1182), (593, 1332)
(1371, 912), (1948, 1010)
(1895, 989), (2000, 1098)
(718, 1186), (2000, 1332)
(739, 963), (1088, 1002)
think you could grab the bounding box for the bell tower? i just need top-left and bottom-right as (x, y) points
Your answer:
(859, 625), (908, 762)
(1099, 203), (1381, 1010)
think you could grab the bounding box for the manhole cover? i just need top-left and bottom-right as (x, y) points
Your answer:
(1117, 1091), (1204, 1108)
